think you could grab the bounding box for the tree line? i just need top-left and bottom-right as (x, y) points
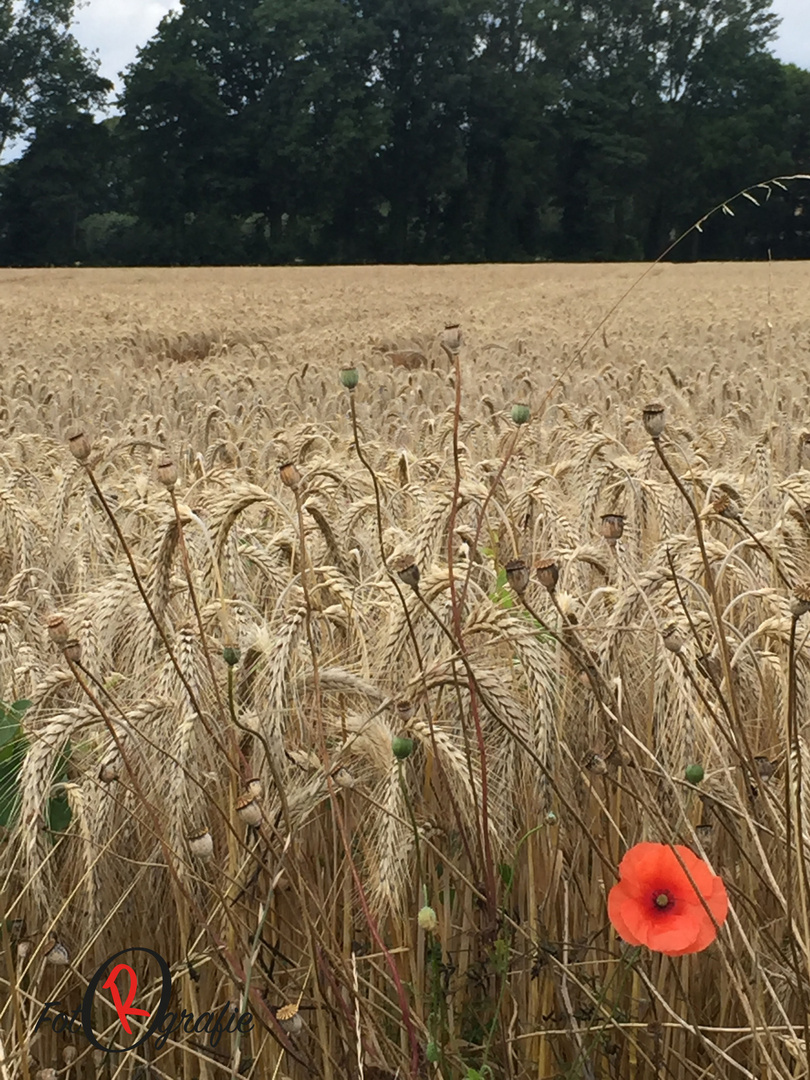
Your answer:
(1, 0), (809, 266)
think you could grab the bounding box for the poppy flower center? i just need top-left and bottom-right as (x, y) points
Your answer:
(652, 890), (674, 911)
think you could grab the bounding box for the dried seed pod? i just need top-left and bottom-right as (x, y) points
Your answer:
(246, 777), (263, 799)
(36, 1069), (57, 1080)
(67, 431), (91, 461)
(754, 756), (776, 780)
(98, 762), (119, 783)
(62, 1046), (77, 1066)
(332, 767), (356, 789)
(7, 918), (24, 939)
(275, 1002), (303, 1034)
(606, 744), (633, 769)
(391, 553), (420, 589)
(505, 558), (530, 594)
(694, 823), (714, 851)
(236, 793), (262, 827)
(16, 939), (32, 963)
(661, 622), (686, 655)
(45, 934), (69, 965)
(710, 492), (741, 521)
(395, 700), (415, 721)
(279, 461), (302, 490)
(339, 367), (359, 390)
(535, 558), (559, 592)
(442, 323), (463, 354)
(187, 829), (214, 859)
(791, 582), (810, 618)
(156, 458), (178, 488)
(511, 403), (530, 426)
(696, 653), (722, 682)
(584, 751), (607, 775)
(46, 614), (69, 646)
(600, 514), (625, 543)
(642, 403), (666, 439)
(62, 639), (82, 664)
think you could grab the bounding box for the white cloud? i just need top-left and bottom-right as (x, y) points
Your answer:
(771, 0), (810, 69)
(73, 0), (180, 96)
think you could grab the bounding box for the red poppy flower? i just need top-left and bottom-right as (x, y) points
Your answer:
(608, 842), (728, 956)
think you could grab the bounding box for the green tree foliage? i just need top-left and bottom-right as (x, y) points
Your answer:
(0, 0), (111, 157)
(1, 0), (809, 265)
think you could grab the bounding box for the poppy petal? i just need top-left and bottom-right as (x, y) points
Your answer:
(616, 844), (676, 900)
(607, 883), (644, 945)
(643, 910), (702, 954)
(669, 846), (718, 899)
(704, 877), (729, 925)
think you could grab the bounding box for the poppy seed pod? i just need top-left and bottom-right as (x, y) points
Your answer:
(535, 558), (559, 592)
(585, 751), (608, 775)
(36, 1069), (57, 1080)
(45, 935), (69, 965)
(661, 623), (686, 655)
(505, 558), (530, 594)
(395, 699), (415, 721)
(98, 762), (119, 783)
(67, 431), (91, 461)
(340, 367), (359, 390)
(685, 763), (705, 784)
(16, 939), (32, 963)
(642, 403), (666, 439)
(188, 830), (214, 859)
(62, 1046), (77, 1066)
(696, 653), (721, 682)
(511, 403), (531, 426)
(442, 323), (463, 354)
(392, 736), (414, 761)
(246, 777), (263, 799)
(236, 793), (262, 827)
(418, 905), (438, 932)
(279, 461), (302, 490)
(601, 514), (625, 543)
(391, 554), (420, 589)
(791, 582), (810, 618)
(156, 458), (178, 488)
(46, 614), (69, 646)
(754, 755), (776, 780)
(63, 639), (82, 664)
(333, 766), (356, 788)
(711, 493), (741, 521)
(275, 1002), (303, 1034)
(223, 644), (240, 666)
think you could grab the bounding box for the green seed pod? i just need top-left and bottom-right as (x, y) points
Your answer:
(418, 905), (438, 932)
(426, 1040), (440, 1063)
(340, 366), (359, 390)
(392, 736), (414, 761)
(685, 763), (705, 784)
(223, 645), (240, 666)
(511, 403), (530, 425)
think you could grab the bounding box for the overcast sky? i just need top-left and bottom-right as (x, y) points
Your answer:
(71, 0), (809, 99)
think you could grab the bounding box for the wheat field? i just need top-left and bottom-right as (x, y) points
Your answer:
(2, 262), (810, 1080)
